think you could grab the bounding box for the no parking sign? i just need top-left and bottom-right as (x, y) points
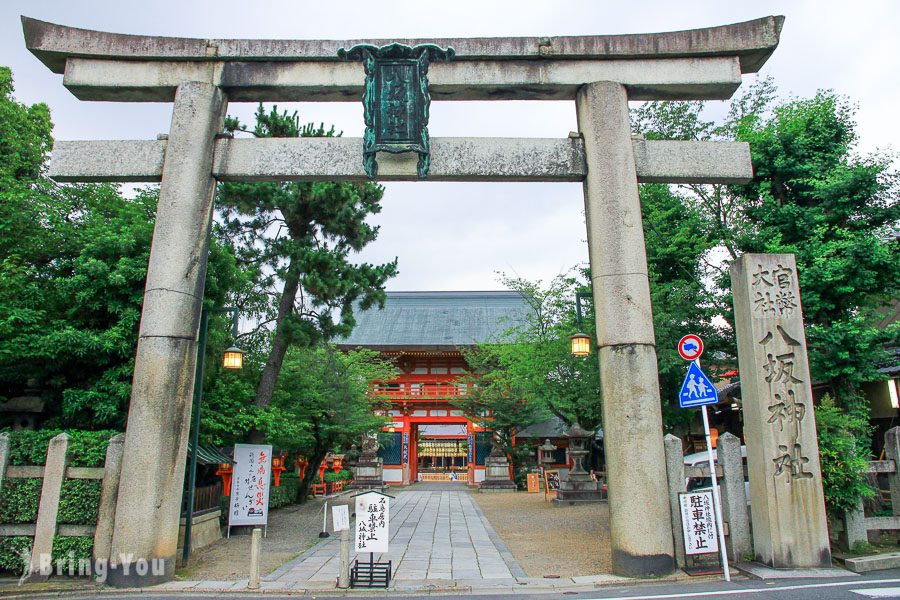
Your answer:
(678, 334), (704, 361)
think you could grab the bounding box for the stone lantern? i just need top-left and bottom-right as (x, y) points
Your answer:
(539, 439), (557, 469)
(479, 431), (516, 493)
(554, 423), (604, 505)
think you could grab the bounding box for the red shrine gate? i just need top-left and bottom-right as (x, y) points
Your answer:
(337, 291), (527, 485)
(373, 351), (486, 485)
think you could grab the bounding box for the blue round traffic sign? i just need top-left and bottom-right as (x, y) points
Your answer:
(678, 334), (704, 361)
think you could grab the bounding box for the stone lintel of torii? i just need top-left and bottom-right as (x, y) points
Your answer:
(49, 137), (753, 184)
(21, 15), (783, 585)
(24, 15), (782, 101)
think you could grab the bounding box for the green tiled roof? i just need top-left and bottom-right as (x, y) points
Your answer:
(337, 291), (530, 350)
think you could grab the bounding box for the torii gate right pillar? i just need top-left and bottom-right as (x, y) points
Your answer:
(577, 81), (675, 577)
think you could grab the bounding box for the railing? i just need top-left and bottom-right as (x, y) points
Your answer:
(419, 472), (469, 482)
(312, 480), (350, 496)
(841, 427), (900, 550)
(370, 381), (471, 399)
(0, 432), (124, 580)
(664, 432), (751, 567)
(190, 481), (224, 514)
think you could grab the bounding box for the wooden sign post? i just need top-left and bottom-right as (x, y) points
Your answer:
(543, 469), (560, 502)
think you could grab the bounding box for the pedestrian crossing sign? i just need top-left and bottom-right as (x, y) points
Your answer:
(679, 361), (718, 408)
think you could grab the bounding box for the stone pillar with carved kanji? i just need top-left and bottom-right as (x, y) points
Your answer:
(731, 253), (830, 568)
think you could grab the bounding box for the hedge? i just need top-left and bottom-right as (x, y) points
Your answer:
(0, 478), (41, 523)
(324, 469), (352, 483)
(2, 429), (119, 467)
(0, 430), (114, 573)
(269, 473), (299, 509)
(314, 468), (353, 484)
(0, 536), (31, 573)
(0, 430), (113, 527)
(58, 479), (101, 525)
(51, 535), (93, 567)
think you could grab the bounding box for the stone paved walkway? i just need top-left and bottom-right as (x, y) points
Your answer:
(264, 488), (525, 584)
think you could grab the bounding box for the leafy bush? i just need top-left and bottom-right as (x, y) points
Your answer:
(57, 479), (101, 525)
(269, 473), (299, 509)
(0, 430), (111, 526)
(324, 469), (352, 483)
(0, 478), (40, 523)
(3, 429), (118, 467)
(0, 536), (31, 573)
(51, 536), (93, 569)
(850, 540), (875, 555)
(815, 394), (875, 515)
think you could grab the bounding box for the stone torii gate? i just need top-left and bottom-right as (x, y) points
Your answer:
(22, 15), (783, 585)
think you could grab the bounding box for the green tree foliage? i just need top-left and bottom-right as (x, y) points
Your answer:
(457, 273), (600, 437)
(458, 189), (717, 438)
(634, 78), (899, 508)
(0, 66), (244, 429)
(258, 345), (396, 500)
(219, 106), (398, 439)
(731, 91), (899, 404)
(0, 183), (153, 427)
(815, 394), (875, 514)
(640, 183), (721, 430)
(633, 79), (899, 411)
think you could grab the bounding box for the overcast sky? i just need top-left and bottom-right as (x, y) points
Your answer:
(2, 1), (898, 292)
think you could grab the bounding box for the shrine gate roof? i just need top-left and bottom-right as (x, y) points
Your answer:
(337, 291), (530, 351)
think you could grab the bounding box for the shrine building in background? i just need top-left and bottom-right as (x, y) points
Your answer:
(338, 291), (571, 486)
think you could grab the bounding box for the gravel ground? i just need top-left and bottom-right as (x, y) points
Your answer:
(175, 495), (354, 581)
(471, 491), (611, 577)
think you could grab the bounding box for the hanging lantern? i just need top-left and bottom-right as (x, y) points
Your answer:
(223, 346), (244, 369)
(570, 332), (591, 357)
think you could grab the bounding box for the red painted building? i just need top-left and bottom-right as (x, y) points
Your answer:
(337, 291), (529, 485)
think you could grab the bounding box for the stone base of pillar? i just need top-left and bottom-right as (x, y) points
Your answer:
(479, 455), (517, 493)
(350, 459), (384, 490)
(553, 476), (605, 505)
(105, 558), (175, 587)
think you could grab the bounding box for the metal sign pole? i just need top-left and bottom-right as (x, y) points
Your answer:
(697, 358), (730, 582)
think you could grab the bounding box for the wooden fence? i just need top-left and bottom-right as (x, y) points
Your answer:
(418, 472), (469, 483)
(0, 432), (124, 580)
(664, 431), (752, 567)
(190, 481), (224, 514)
(842, 426), (900, 549)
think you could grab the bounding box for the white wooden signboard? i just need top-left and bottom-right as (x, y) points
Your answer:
(354, 491), (389, 553)
(228, 444), (273, 529)
(679, 491), (719, 555)
(332, 504), (350, 532)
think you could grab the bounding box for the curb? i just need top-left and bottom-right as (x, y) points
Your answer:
(0, 571), (718, 598)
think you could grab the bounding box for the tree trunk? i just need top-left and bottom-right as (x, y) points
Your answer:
(247, 260), (301, 443)
(297, 448), (328, 504)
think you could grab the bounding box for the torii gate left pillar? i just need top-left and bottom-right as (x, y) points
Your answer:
(102, 83), (226, 585)
(22, 14), (783, 585)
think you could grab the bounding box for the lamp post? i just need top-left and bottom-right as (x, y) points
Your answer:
(570, 291), (593, 357)
(183, 305), (243, 564)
